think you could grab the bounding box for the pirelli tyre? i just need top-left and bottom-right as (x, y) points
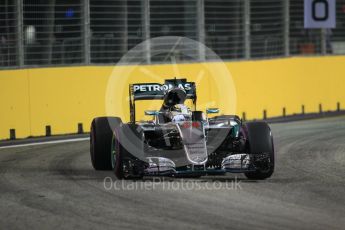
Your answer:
(90, 117), (122, 170)
(242, 121), (275, 180)
(111, 132), (125, 179)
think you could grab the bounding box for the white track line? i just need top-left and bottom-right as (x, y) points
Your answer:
(0, 137), (90, 150)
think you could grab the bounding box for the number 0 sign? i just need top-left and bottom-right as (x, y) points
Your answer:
(304, 0), (336, 28)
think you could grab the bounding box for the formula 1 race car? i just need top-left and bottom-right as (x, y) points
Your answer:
(90, 79), (274, 180)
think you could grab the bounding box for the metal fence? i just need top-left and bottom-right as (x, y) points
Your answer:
(205, 0), (244, 60)
(22, 0), (84, 66)
(1, 0), (345, 68)
(0, 0), (18, 66)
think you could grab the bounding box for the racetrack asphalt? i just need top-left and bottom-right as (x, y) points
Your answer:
(1, 116), (345, 230)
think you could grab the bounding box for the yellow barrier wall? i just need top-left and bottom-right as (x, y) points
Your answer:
(0, 56), (344, 140)
(0, 69), (31, 139)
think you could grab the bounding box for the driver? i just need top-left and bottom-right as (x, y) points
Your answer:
(169, 104), (192, 122)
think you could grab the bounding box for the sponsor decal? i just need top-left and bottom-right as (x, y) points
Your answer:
(181, 122), (200, 129)
(133, 82), (192, 93)
(132, 79), (195, 99)
(182, 122), (191, 129)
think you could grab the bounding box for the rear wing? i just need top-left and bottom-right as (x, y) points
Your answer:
(129, 79), (197, 122)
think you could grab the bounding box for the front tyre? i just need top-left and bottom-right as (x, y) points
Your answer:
(111, 132), (125, 179)
(242, 121), (274, 180)
(111, 124), (145, 180)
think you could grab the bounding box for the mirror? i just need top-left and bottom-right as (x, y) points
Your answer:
(145, 110), (158, 116)
(206, 108), (219, 114)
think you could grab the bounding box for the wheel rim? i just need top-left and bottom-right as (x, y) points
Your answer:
(260, 156), (272, 173)
(256, 152), (274, 174)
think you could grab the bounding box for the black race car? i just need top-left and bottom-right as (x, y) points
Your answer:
(90, 79), (274, 180)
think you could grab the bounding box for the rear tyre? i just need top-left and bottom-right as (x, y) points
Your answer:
(90, 117), (122, 170)
(242, 121), (274, 180)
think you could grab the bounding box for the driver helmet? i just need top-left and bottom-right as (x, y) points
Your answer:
(169, 104), (192, 122)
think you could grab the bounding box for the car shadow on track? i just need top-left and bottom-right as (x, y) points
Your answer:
(48, 166), (293, 184)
